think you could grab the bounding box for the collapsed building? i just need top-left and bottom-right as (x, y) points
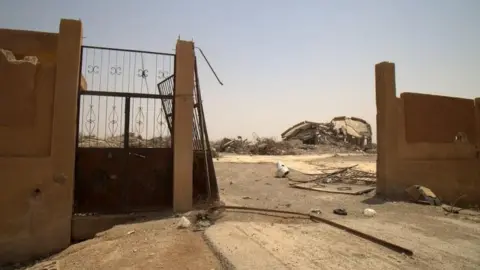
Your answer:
(281, 116), (373, 149)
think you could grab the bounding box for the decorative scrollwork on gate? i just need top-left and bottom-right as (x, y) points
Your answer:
(78, 46), (175, 149)
(84, 104), (96, 136)
(157, 70), (168, 80)
(155, 109), (163, 136)
(81, 46), (174, 94)
(110, 66), (122, 75)
(137, 69), (148, 78)
(135, 106), (145, 135)
(108, 105), (119, 137)
(87, 65), (100, 74)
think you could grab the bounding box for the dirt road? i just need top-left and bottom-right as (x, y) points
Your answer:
(18, 154), (480, 270)
(210, 159), (480, 270)
(24, 218), (222, 270)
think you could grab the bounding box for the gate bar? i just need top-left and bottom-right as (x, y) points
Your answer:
(124, 97), (131, 149)
(82, 45), (175, 57)
(80, 91), (172, 99)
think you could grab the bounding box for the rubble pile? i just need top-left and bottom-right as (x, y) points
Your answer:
(281, 116), (374, 151)
(213, 136), (296, 156)
(78, 133), (171, 148)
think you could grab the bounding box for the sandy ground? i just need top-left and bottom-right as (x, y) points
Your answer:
(209, 157), (480, 270)
(215, 153), (376, 173)
(23, 218), (222, 270)
(15, 153), (480, 270)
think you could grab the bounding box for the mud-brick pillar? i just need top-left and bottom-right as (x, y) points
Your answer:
(375, 62), (398, 196)
(172, 40), (195, 212)
(50, 19), (82, 249)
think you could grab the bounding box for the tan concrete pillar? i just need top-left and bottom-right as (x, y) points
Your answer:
(474, 98), (480, 204)
(50, 19), (82, 249)
(375, 62), (398, 195)
(474, 98), (480, 146)
(172, 40), (195, 212)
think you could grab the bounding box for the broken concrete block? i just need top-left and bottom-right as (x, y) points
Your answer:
(405, 185), (441, 206)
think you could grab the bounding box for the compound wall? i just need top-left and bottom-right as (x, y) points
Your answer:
(376, 62), (480, 207)
(0, 20), (82, 263)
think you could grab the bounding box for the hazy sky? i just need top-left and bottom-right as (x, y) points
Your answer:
(1, 0), (479, 141)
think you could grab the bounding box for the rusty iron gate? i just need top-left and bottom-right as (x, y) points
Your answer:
(74, 46), (175, 214)
(74, 45), (218, 214)
(157, 58), (219, 203)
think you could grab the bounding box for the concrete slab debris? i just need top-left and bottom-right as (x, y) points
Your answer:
(281, 116), (374, 150)
(405, 185), (442, 206)
(291, 182), (375, 195)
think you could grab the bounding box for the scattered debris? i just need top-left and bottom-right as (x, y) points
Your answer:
(177, 216), (192, 229)
(444, 194), (468, 215)
(213, 136), (297, 155)
(197, 219), (212, 229)
(79, 133), (171, 148)
(193, 211), (214, 231)
(176, 209), (220, 231)
(275, 161), (290, 178)
(287, 165), (376, 195)
(288, 165), (376, 185)
(442, 204), (461, 214)
(333, 208), (348, 215)
(363, 208), (377, 217)
(405, 185), (441, 206)
(441, 204), (480, 217)
(281, 117), (374, 151)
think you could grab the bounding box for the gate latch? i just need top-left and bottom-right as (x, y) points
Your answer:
(130, 152), (146, 159)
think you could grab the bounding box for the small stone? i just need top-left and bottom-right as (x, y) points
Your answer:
(127, 230), (135, 235)
(363, 208), (377, 217)
(177, 216), (192, 228)
(242, 196), (252, 200)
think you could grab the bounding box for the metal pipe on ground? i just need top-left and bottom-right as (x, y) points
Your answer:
(208, 205), (413, 257)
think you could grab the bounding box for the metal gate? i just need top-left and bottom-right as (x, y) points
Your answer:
(74, 46), (175, 214)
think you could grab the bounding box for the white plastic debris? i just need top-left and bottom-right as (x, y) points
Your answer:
(275, 161), (290, 178)
(177, 216), (192, 228)
(363, 208), (377, 217)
